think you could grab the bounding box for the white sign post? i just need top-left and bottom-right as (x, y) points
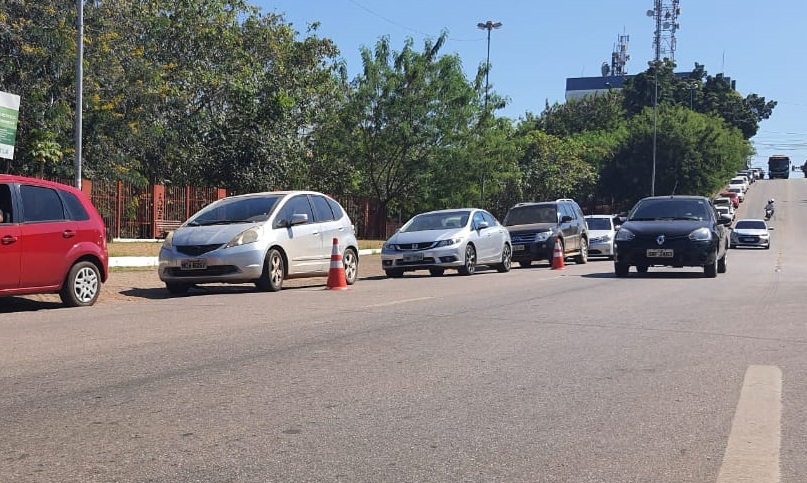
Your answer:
(0, 91), (21, 160)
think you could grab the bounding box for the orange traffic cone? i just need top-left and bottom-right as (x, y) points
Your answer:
(325, 237), (349, 290)
(551, 237), (566, 270)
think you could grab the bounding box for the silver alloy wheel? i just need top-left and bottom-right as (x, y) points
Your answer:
(269, 250), (284, 288)
(343, 248), (358, 285)
(73, 265), (99, 303)
(459, 244), (476, 276)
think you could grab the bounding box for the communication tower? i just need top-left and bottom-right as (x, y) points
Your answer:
(646, 0), (681, 62)
(611, 34), (630, 76)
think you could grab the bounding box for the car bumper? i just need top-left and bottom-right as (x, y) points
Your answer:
(731, 235), (770, 248)
(509, 238), (554, 262)
(381, 245), (465, 271)
(614, 239), (717, 267)
(158, 246), (266, 284)
(588, 241), (614, 257)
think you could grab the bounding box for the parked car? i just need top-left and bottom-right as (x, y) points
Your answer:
(0, 175), (109, 306)
(380, 208), (511, 277)
(714, 205), (733, 222)
(158, 190), (359, 294)
(712, 197), (736, 218)
(613, 195), (731, 278)
(584, 215), (616, 259)
(725, 186), (745, 202)
(730, 219), (772, 249)
(719, 191), (741, 208)
(502, 199), (589, 267)
(728, 176), (749, 193)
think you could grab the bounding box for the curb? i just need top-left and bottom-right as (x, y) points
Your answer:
(110, 248), (382, 268)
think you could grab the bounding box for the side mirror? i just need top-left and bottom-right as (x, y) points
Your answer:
(560, 215), (573, 223)
(476, 220), (489, 230)
(290, 213), (309, 226)
(718, 214), (732, 225)
(767, 226), (775, 231)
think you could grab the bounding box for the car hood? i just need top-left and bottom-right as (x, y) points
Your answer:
(171, 223), (257, 245)
(588, 229), (614, 238)
(732, 228), (768, 236)
(388, 228), (465, 244)
(620, 220), (711, 237)
(505, 222), (555, 234)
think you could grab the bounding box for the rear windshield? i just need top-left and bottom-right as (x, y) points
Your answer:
(585, 217), (612, 230)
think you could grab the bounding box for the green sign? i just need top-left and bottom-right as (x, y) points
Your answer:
(0, 91), (21, 160)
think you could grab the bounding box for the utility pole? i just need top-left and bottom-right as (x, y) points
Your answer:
(477, 20), (502, 114)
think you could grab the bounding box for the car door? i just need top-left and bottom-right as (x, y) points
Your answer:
(0, 182), (21, 290)
(18, 183), (76, 289)
(480, 211), (507, 263)
(309, 194), (342, 258)
(558, 202), (579, 252)
(273, 194), (325, 275)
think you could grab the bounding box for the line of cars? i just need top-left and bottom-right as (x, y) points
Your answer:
(714, 169), (774, 250)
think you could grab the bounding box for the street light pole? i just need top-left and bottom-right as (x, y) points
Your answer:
(650, 61), (659, 197)
(477, 20), (502, 114)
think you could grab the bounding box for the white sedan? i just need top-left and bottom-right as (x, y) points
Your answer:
(730, 219), (772, 249)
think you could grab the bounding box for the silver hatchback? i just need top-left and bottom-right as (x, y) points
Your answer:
(158, 191), (359, 294)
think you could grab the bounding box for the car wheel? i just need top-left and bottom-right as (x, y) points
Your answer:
(717, 251), (728, 274)
(497, 244), (512, 273)
(458, 244), (476, 276)
(59, 261), (101, 307)
(614, 262), (629, 278)
(704, 255), (718, 278)
(165, 283), (190, 295)
(256, 248), (284, 291)
(343, 248), (359, 285)
(519, 260), (532, 268)
(385, 268), (404, 278)
(574, 238), (589, 264)
(429, 268), (445, 277)
(636, 264), (649, 273)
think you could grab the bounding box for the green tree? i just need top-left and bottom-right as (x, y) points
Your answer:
(516, 130), (598, 202)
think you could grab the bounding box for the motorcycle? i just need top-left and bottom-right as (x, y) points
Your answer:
(764, 208), (774, 221)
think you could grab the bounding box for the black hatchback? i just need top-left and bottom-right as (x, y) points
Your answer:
(613, 195), (732, 278)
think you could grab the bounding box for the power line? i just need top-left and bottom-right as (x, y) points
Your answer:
(344, 0), (484, 42)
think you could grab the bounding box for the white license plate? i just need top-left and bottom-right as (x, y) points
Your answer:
(402, 253), (423, 262)
(646, 249), (674, 258)
(512, 244), (525, 251)
(180, 259), (207, 270)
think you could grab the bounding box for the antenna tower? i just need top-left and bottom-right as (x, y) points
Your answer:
(611, 34), (630, 76)
(646, 0), (681, 62)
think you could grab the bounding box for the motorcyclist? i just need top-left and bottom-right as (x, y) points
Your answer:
(764, 198), (775, 219)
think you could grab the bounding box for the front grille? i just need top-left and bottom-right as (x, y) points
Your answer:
(396, 257), (437, 266)
(395, 242), (436, 251)
(510, 233), (541, 244)
(177, 244), (224, 256)
(166, 265), (239, 277)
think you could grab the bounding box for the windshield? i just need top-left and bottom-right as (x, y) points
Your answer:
(401, 211), (470, 232)
(503, 205), (557, 226)
(187, 195), (282, 226)
(734, 220), (766, 230)
(629, 199), (711, 221)
(585, 217), (612, 230)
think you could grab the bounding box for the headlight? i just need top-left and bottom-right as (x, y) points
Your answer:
(383, 242), (397, 250)
(592, 235), (613, 243)
(161, 231), (174, 250)
(226, 226), (262, 247)
(615, 229), (635, 241)
(688, 227), (712, 241)
(435, 238), (461, 248)
(534, 231), (553, 242)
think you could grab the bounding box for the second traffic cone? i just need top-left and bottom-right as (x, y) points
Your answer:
(551, 237), (566, 270)
(325, 237), (349, 290)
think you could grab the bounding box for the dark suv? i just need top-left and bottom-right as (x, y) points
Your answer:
(613, 195), (731, 278)
(502, 199), (589, 267)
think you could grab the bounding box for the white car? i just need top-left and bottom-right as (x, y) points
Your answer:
(728, 177), (749, 193)
(726, 186), (745, 202)
(584, 214), (616, 259)
(713, 197), (735, 218)
(730, 218), (772, 249)
(381, 208), (512, 277)
(714, 205), (733, 222)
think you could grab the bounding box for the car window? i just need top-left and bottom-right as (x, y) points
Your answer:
(61, 190), (91, 221)
(482, 211), (498, 226)
(630, 199), (710, 221)
(276, 195), (314, 226)
(20, 184), (66, 222)
(310, 195), (335, 222)
(472, 211), (486, 229)
(189, 195), (281, 225)
(559, 203), (574, 221)
(403, 211), (469, 232)
(326, 197), (344, 220)
(503, 205), (556, 225)
(735, 220), (766, 230)
(585, 217), (612, 230)
(0, 183), (12, 223)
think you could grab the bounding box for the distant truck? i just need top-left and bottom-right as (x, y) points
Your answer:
(767, 155), (790, 179)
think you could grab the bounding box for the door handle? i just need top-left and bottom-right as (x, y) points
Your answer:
(63, 230), (76, 238)
(1, 235), (18, 245)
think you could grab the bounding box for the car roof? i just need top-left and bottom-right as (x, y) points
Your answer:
(585, 214), (614, 218)
(0, 174), (86, 196)
(639, 195), (708, 201)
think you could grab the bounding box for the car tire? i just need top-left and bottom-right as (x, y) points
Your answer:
(256, 248), (284, 292)
(574, 238), (589, 264)
(496, 244), (512, 273)
(343, 248), (359, 285)
(429, 268), (445, 277)
(458, 244), (476, 276)
(704, 255), (718, 278)
(519, 260), (532, 268)
(385, 268), (404, 278)
(717, 251), (728, 274)
(614, 262), (629, 278)
(59, 261), (101, 307)
(636, 264), (649, 274)
(166, 283), (190, 295)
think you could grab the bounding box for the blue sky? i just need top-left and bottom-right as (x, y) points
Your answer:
(258, 0), (806, 169)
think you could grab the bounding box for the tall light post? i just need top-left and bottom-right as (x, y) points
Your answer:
(649, 60), (661, 197)
(687, 81), (697, 110)
(477, 20), (502, 114)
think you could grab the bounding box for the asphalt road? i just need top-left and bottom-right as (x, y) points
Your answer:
(2, 178), (806, 482)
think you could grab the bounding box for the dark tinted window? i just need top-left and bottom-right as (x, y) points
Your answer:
(558, 203), (575, 220)
(585, 217), (612, 230)
(61, 190), (90, 221)
(277, 195), (314, 226)
(0, 183), (12, 223)
(503, 204), (557, 225)
(326, 197), (344, 219)
(310, 195), (335, 222)
(20, 185), (65, 222)
(189, 195), (281, 225)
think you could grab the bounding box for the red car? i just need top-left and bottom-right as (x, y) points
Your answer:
(0, 175), (109, 307)
(719, 191), (741, 208)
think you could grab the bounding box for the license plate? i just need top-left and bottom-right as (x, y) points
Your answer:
(180, 259), (207, 270)
(646, 249), (674, 258)
(741, 237), (755, 242)
(512, 244), (525, 252)
(402, 253), (423, 262)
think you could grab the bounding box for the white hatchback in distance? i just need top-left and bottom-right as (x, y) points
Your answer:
(584, 214), (617, 259)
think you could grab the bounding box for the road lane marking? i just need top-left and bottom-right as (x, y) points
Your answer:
(717, 365), (781, 483)
(365, 297), (433, 308)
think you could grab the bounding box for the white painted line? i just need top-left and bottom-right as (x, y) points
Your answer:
(365, 297), (433, 308)
(717, 365), (781, 483)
